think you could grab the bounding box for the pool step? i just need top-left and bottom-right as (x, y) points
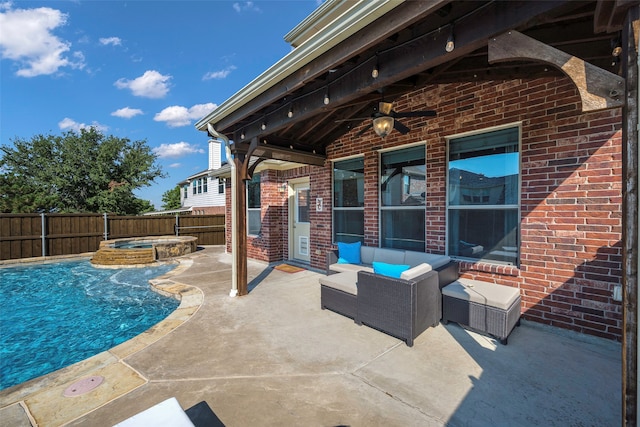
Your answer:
(90, 247), (156, 265)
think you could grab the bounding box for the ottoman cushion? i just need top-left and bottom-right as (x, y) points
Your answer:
(442, 279), (520, 310)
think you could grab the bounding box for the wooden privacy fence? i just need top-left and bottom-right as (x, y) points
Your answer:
(0, 213), (225, 261)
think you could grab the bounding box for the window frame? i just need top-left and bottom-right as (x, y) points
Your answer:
(445, 122), (522, 266)
(378, 143), (427, 251)
(332, 155), (365, 244)
(247, 172), (261, 236)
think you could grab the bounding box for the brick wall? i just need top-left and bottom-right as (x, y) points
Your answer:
(224, 166), (312, 263)
(312, 76), (622, 340)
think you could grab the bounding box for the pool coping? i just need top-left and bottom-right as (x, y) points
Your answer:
(0, 253), (204, 426)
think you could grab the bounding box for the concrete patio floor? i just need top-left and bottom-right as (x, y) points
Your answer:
(0, 246), (621, 426)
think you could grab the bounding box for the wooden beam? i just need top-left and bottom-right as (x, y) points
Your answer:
(594, 0), (639, 33)
(232, 140), (327, 166)
(227, 1), (571, 144)
(488, 30), (625, 111)
(622, 6), (639, 425)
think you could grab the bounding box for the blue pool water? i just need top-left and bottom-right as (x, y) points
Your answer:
(0, 260), (179, 390)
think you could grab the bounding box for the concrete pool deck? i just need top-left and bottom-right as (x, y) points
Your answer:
(0, 246), (621, 426)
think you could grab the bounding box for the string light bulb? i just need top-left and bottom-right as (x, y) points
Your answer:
(261, 122), (266, 130)
(323, 91), (330, 105)
(288, 106), (293, 118)
(372, 54), (379, 78)
(445, 25), (455, 53)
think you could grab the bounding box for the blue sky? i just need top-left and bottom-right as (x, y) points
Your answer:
(0, 0), (320, 209)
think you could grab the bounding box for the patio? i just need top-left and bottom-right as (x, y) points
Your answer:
(1, 246), (621, 426)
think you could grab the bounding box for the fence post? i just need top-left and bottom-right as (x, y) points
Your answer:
(103, 213), (108, 240)
(41, 213), (46, 257)
(175, 214), (179, 236)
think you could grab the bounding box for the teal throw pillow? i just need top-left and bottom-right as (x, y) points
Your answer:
(373, 261), (410, 279)
(337, 241), (361, 264)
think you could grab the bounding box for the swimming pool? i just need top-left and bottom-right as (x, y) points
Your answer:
(0, 260), (179, 390)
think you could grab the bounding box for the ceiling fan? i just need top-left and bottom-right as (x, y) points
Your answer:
(336, 101), (436, 138)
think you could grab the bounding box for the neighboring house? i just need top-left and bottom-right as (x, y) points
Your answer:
(197, 0), (638, 411)
(177, 139), (226, 215)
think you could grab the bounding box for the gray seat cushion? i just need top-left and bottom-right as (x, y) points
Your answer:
(442, 279), (520, 310)
(403, 251), (451, 269)
(329, 263), (373, 274)
(319, 271), (359, 295)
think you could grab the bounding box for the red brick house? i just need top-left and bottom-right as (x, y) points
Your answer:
(197, 1), (638, 418)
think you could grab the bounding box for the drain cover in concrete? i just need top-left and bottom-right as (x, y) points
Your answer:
(63, 376), (104, 397)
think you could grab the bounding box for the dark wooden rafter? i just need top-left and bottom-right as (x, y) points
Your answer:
(594, 0), (639, 32)
(488, 30), (625, 111)
(220, 1), (573, 147)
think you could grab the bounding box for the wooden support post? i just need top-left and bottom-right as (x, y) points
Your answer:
(622, 7), (639, 425)
(230, 137), (260, 296)
(233, 154), (248, 296)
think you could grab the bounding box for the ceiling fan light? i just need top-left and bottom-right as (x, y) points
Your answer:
(373, 116), (394, 138)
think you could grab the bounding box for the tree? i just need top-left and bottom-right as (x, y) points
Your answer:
(0, 128), (165, 215)
(162, 186), (182, 210)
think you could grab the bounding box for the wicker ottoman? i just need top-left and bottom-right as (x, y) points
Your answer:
(442, 279), (521, 344)
(320, 271), (358, 321)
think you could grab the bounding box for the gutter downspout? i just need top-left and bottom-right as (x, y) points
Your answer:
(208, 124), (238, 297)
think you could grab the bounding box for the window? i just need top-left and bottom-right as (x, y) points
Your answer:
(247, 173), (261, 235)
(380, 146), (426, 251)
(218, 178), (225, 194)
(192, 181), (197, 195)
(202, 177), (208, 193)
(447, 126), (520, 265)
(183, 185), (188, 199)
(333, 157), (364, 243)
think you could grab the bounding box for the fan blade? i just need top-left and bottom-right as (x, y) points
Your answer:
(393, 110), (437, 118)
(356, 123), (373, 136)
(378, 102), (393, 115)
(335, 117), (371, 123)
(394, 120), (410, 134)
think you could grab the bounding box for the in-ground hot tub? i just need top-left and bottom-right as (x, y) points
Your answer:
(91, 236), (197, 266)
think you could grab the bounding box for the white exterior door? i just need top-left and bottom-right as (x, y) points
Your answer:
(291, 181), (310, 262)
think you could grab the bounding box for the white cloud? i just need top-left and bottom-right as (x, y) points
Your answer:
(203, 66), (237, 81)
(114, 70), (171, 99)
(233, 2), (261, 13)
(154, 103), (217, 128)
(153, 142), (204, 159)
(111, 107), (143, 119)
(168, 163), (182, 168)
(99, 36), (122, 46)
(58, 117), (107, 132)
(0, 3), (85, 77)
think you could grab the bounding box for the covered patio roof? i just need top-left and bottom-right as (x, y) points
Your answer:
(196, 0), (633, 163)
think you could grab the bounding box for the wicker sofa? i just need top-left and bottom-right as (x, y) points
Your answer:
(326, 245), (459, 288)
(320, 245), (460, 346)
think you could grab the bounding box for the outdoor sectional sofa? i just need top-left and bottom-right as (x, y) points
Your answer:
(326, 245), (459, 288)
(320, 244), (459, 346)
